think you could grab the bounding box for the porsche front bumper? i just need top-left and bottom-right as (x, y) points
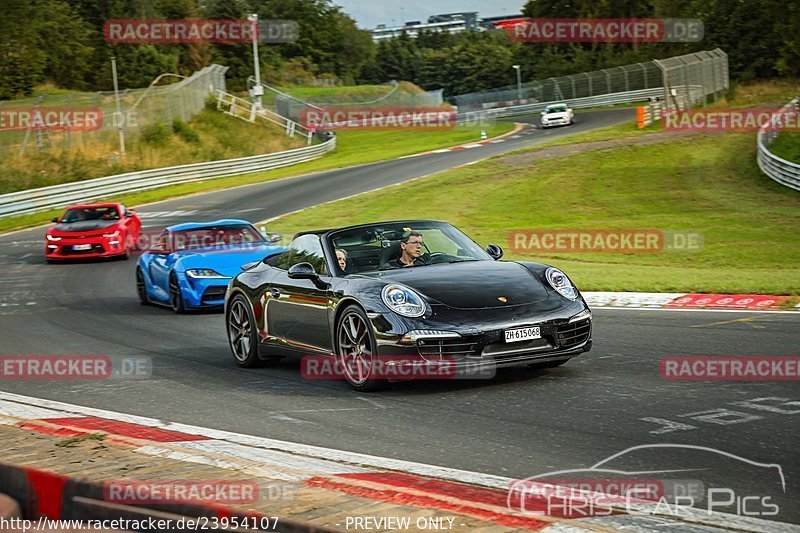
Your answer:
(368, 300), (592, 373)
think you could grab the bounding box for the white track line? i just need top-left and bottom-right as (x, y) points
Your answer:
(0, 392), (795, 532)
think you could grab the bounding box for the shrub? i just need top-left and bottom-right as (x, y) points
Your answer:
(140, 123), (171, 144)
(172, 119), (200, 143)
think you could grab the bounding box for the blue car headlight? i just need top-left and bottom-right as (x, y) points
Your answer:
(546, 267), (577, 300)
(185, 268), (229, 279)
(381, 284), (426, 318)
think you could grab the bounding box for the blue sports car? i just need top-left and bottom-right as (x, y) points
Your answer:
(136, 219), (284, 312)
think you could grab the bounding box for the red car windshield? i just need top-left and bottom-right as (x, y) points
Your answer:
(62, 206), (119, 223)
(171, 225), (264, 251)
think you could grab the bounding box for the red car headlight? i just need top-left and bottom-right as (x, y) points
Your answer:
(46, 234), (62, 242)
(102, 230), (120, 238)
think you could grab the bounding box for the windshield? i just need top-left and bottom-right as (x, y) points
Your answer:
(545, 105), (567, 113)
(171, 225), (264, 251)
(61, 206), (119, 223)
(328, 221), (491, 273)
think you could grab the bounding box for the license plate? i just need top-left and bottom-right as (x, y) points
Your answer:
(73, 244), (92, 250)
(504, 326), (541, 343)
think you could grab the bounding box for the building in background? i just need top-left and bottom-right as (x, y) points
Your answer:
(371, 12), (521, 42)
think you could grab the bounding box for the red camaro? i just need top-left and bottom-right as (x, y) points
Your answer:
(45, 203), (141, 262)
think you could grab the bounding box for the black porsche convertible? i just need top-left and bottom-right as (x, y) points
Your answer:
(224, 220), (592, 391)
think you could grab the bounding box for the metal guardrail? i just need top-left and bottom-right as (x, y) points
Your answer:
(459, 87), (667, 121)
(757, 97), (800, 192)
(0, 137), (336, 218)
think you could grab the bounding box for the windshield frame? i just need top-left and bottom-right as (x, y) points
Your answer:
(61, 206), (120, 223)
(168, 224), (266, 252)
(324, 220), (493, 275)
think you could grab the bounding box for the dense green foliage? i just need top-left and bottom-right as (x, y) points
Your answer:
(0, 0), (371, 97)
(1, 0), (797, 99)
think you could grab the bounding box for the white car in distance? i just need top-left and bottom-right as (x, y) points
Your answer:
(540, 104), (574, 128)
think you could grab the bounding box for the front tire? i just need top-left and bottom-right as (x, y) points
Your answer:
(122, 234), (133, 260)
(337, 305), (384, 392)
(136, 268), (149, 305)
(169, 272), (187, 313)
(227, 295), (261, 368)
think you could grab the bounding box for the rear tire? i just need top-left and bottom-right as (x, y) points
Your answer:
(227, 295), (262, 368)
(336, 305), (385, 392)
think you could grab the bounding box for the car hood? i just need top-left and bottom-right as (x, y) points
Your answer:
(51, 220), (120, 234)
(543, 111), (569, 119)
(175, 245), (284, 276)
(355, 260), (551, 309)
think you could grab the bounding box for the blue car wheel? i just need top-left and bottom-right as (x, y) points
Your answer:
(169, 272), (187, 313)
(136, 268), (149, 306)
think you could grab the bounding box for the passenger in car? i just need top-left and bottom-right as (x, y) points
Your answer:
(335, 249), (349, 272)
(387, 231), (429, 268)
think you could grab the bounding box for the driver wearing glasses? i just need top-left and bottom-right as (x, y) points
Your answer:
(387, 231), (430, 268)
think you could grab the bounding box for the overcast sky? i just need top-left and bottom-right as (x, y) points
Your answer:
(332, 0), (526, 29)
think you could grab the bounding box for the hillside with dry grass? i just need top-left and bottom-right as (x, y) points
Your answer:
(0, 102), (304, 195)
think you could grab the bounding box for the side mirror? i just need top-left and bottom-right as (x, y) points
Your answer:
(125, 212), (134, 218)
(51, 217), (59, 223)
(260, 226), (282, 244)
(288, 262), (319, 280)
(485, 244), (503, 260)
(241, 260), (260, 271)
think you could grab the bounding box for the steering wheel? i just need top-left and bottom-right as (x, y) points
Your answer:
(426, 252), (449, 264)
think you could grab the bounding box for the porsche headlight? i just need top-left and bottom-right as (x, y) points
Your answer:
(186, 268), (229, 279)
(382, 284), (426, 318)
(546, 267), (577, 300)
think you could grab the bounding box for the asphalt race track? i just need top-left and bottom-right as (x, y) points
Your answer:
(1, 108), (798, 524)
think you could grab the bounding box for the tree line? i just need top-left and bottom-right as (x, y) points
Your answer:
(1, 0), (797, 100)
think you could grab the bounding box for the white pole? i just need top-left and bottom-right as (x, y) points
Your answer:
(111, 57), (126, 157)
(249, 14), (263, 109)
(513, 65), (522, 101)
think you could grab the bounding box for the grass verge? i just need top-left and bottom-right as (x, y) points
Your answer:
(0, 122), (514, 234)
(769, 132), (800, 163)
(268, 132), (800, 295)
